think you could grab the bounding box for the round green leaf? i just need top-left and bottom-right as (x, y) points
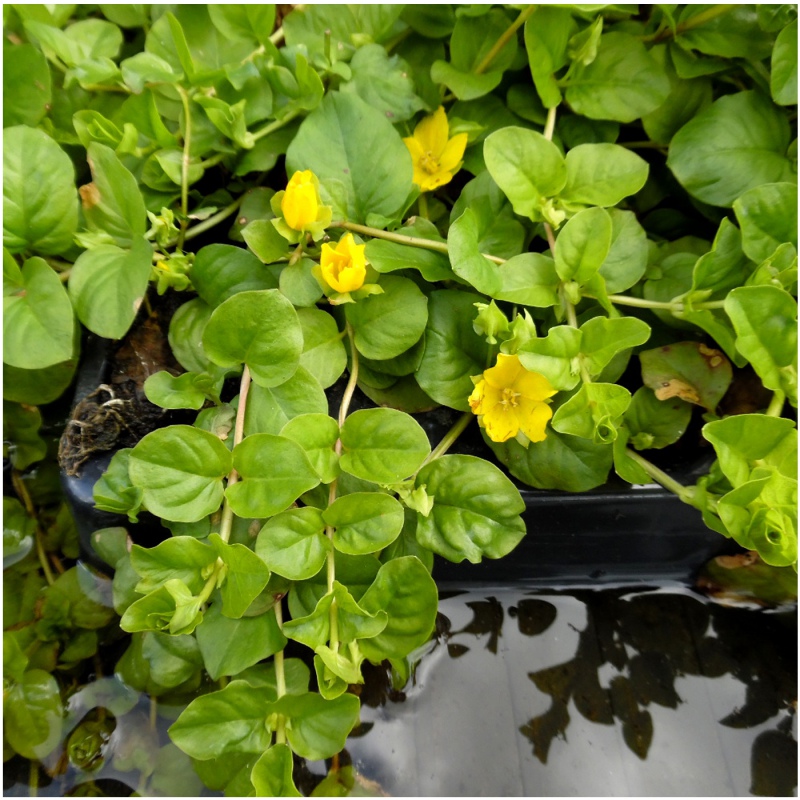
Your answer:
(244, 367), (328, 436)
(297, 307), (347, 389)
(325, 492), (404, 555)
(345, 275), (428, 361)
(168, 297), (231, 379)
(561, 144), (649, 209)
(358, 555), (438, 662)
(286, 91), (413, 224)
(4, 256), (75, 369)
(251, 745), (301, 798)
(598, 209), (649, 294)
(668, 91), (795, 207)
(447, 209), (502, 296)
(280, 413), (341, 484)
(495, 252), (560, 307)
(339, 408), (430, 484)
(227, 434), (320, 518)
(625, 387), (692, 450)
(416, 289), (490, 411)
(554, 207), (613, 284)
(3, 44), (51, 128)
(565, 32), (670, 122)
(414, 455), (525, 564)
(128, 426), (233, 522)
(256, 506), (329, 581)
(733, 182), (798, 263)
(3, 126), (78, 255)
(68, 236), (152, 339)
(484, 127), (567, 219)
(203, 289), (302, 388)
(4, 670), (63, 760)
(191, 243), (279, 308)
(771, 19), (798, 106)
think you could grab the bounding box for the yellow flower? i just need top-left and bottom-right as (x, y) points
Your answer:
(469, 354), (556, 443)
(320, 234), (367, 294)
(281, 170), (320, 231)
(403, 107), (468, 192)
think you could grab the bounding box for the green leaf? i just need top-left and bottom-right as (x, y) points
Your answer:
(640, 341), (733, 412)
(120, 578), (203, 636)
(272, 692), (361, 762)
(3, 354), (78, 406)
(772, 19), (798, 105)
(140, 631), (203, 689)
(3, 670), (63, 760)
(3, 497), (35, 568)
(191, 244), (279, 308)
(518, 325), (583, 391)
(26, 17), (123, 65)
(280, 257), (325, 308)
(565, 32), (670, 122)
(286, 91), (412, 224)
(325, 492), (404, 555)
(345, 275), (428, 361)
(203, 289), (303, 388)
(494, 252), (560, 308)
(130, 535), (216, 595)
(599, 210), (649, 293)
(416, 289), (490, 411)
(169, 680), (274, 760)
(414, 455), (525, 564)
(733, 182), (798, 264)
(208, 4), (275, 45)
(524, 7), (574, 108)
(703, 414), (797, 488)
(358, 556), (438, 661)
(128, 426), (233, 522)
(244, 367), (328, 436)
(251, 745), (301, 798)
(625, 387), (692, 450)
(579, 316), (651, 378)
(339, 408), (430, 484)
(93, 449), (143, 522)
(169, 298), (233, 378)
(120, 51), (181, 92)
(227, 434), (320, 518)
(144, 370), (220, 411)
(3, 43), (51, 127)
(242, 219), (290, 264)
(554, 207), (613, 284)
(690, 217), (752, 295)
(365, 239), (453, 283)
(725, 286), (797, 406)
(447, 209), (501, 295)
(256, 506), (329, 581)
(68, 236), (152, 339)
(280, 413), (341, 484)
(560, 144), (649, 208)
(83, 142), (147, 248)
(3, 256), (74, 369)
(668, 91), (795, 207)
(3, 402), (46, 471)
(487, 425), (613, 492)
(209, 534), (271, 620)
(483, 127), (566, 220)
(297, 307), (347, 389)
(342, 44), (424, 122)
(3, 126), (78, 255)
(552, 383), (632, 444)
(675, 5), (773, 60)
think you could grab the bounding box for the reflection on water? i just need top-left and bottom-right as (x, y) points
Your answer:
(344, 584), (797, 797)
(4, 584), (796, 797)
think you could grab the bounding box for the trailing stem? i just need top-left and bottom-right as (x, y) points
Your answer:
(420, 412), (473, 471)
(252, 108), (302, 143)
(474, 4), (536, 75)
(273, 599), (287, 745)
(166, 195), (247, 249)
(219, 367), (252, 544)
(625, 447), (696, 504)
(12, 471), (55, 587)
(766, 391), (786, 417)
(176, 86), (193, 250)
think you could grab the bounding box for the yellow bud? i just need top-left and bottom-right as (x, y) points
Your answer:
(281, 170), (320, 231)
(320, 233), (367, 294)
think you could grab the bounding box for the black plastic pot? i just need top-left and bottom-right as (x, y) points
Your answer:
(59, 324), (733, 582)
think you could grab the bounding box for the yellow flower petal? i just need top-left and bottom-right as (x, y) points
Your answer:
(320, 233), (367, 293)
(469, 380), (502, 416)
(483, 353), (524, 390)
(438, 132), (468, 173)
(482, 404), (520, 443)
(516, 398), (553, 443)
(515, 369), (557, 403)
(282, 170), (320, 231)
(413, 106), (449, 155)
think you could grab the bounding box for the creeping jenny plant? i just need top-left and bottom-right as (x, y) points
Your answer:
(2, 3), (798, 795)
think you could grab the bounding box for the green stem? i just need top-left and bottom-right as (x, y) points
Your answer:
(332, 220), (506, 265)
(474, 4), (536, 75)
(80, 83), (131, 94)
(12, 471), (55, 587)
(644, 4), (735, 42)
(559, 284), (592, 383)
(200, 152), (226, 169)
(766, 391), (785, 417)
(338, 323), (359, 430)
(29, 760), (38, 797)
(269, 25), (284, 46)
(273, 600), (287, 745)
(422, 412), (473, 469)
(588, 293), (727, 312)
(176, 86), (193, 250)
(252, 108), (302, 143)
(418, 192), (429, 220)
(167, 195), (246, 249)
(219, 367), (251, 544)
(149, 696), (158, 732)
(625, 448), (695, 503)
(543, 104), (557, 142)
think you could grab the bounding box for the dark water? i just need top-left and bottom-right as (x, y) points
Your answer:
(5, 583), (796, 797)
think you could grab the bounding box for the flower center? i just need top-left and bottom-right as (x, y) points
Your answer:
(500, 388), (520, 409)
(420, 151), (441, 175)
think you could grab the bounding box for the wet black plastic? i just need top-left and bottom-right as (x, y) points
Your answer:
(60, 335), (733, 580)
